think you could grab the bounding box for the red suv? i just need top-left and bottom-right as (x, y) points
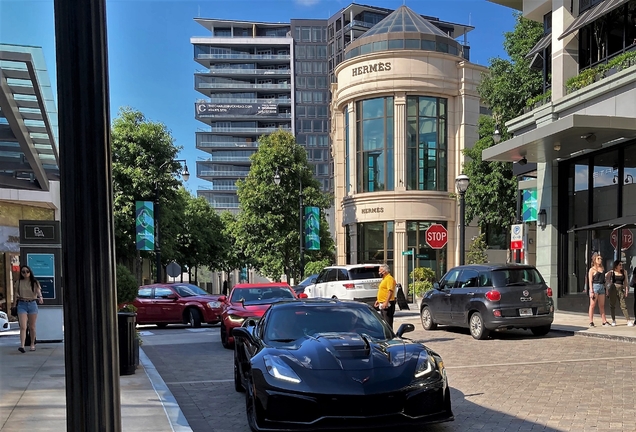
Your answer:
(219, 282), (301, 348)
(129, 283), (223, 328)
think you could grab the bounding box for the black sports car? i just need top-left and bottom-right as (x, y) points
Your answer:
(232, 299), (453, 431)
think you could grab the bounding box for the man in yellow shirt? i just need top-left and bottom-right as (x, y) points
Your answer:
(375, 264), (396, 329)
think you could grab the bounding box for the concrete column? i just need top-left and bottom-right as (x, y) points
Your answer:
(394, 221), (407, 290)
(551, 0), (578, 99)
(348, 102), (356, 193)
(536, 161), (559, 307)
(332, 108), (347, 265)
(394, 93), (406, 192)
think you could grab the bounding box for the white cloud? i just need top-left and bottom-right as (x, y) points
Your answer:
(294, 0), (321, 6)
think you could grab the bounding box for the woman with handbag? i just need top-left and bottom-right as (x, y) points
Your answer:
(606, 260), (631, 326)
(588, 252), (609, 327)
(11, 265), (43, 353)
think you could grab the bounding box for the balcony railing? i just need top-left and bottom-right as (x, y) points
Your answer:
(197, 141), (259, 148)
(196, 98), (291, 104)
(199, 170), (249, 177)
(199, 69), (291, 75)
(344, 20), (374, 31)
(207, 126), (291, 133)
(207, 156), (252, 162)
(197, 112), (292, 119)
(199, 185), (239, 191)
(210, 202), (240, 208)
(197, 54), (291, 60)
(197, 83), (291, 90)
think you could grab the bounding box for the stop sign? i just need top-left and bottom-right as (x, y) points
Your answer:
(610, 229), (634, 250)
(426, 224), (448, 249)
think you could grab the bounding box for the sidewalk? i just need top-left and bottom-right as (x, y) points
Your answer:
(0, 328), (191, 432)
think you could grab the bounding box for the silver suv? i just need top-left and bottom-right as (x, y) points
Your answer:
(304, 264), (382, 305)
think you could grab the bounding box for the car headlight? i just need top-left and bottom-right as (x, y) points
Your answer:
(264, 355), (301, 384)
(414, 352), (436, 379)
(207, 301), (222, 309)
(228, 314), (245, 323)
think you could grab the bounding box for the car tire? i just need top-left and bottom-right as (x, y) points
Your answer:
(189, 308), (202, 328)
(530, 324), (551, 337)
(469, 312), (489, 340)
(245, 379), (261, 432)
(234, 356), (245, 393)
(156, 323), (168, 329)
(421, 306), (438, 330)
(221, 323), (233, 349)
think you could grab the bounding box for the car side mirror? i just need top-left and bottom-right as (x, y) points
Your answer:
(218, 295), (227, 303)
(231, 327), (255, 343)
(433, 282), (440, 290)
(298, 293), (308, 299)
(166, 294), (178, 300)
(396, 323), (415, 337)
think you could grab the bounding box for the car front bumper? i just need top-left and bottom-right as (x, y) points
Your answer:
(252, 380), (453, 431)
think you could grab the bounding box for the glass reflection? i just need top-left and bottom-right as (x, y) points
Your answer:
(356, 97), (394, 192)
(592, 151), (618, 223)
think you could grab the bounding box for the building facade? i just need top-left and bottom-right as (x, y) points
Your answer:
(0, 44), (60, 313)
(485, 0), (636, 312)
(330, 6), (485, 287)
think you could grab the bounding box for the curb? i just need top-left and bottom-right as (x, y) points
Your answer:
(550, 327), (636, 344)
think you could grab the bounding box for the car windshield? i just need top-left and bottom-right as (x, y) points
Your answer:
(491, 268), (544, 287)
(265, 305), (391, 342)
(173, 284), (210, 297)
(297, 275), (317, 287)
(348, 266), (381, 280)
(230, 287), (295, 303)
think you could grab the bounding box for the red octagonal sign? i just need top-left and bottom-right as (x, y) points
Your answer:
(426, 224), (448, 249)
(611, 229), (634, 250)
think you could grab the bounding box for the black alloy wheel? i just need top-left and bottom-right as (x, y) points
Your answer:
(234, 355), (245, 393)
(245, 379), (261, 432)
(421, 306), (438, 330)
(189, 308), (202, 328)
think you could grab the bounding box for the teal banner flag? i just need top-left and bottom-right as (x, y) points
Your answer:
(136, 201), (155, 250)
(304, 207), (320, 251)
(522, 189), (537, 222)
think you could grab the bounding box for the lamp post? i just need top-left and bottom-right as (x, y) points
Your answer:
(455, 173), (470, 265)
(155, 159), (189, 283)
(274, 169), (304, 281)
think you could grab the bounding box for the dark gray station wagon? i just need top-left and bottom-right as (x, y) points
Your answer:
(420, 264), (554, 340)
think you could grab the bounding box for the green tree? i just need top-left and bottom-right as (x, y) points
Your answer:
(216, 211), (249, 274)
(111, 107), (187, 271)
(409, 267), (436, 297)
(464, 13), (544, 233)
(466, 233), (489, 264)
(305, 259), (331, 277)
(235, 130), (333, 281)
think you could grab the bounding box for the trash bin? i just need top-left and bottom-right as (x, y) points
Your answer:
(118, 312), (137, 376)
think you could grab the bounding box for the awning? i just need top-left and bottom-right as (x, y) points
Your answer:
(559, 0), (631, 40)
(568, 215), (636, 233)
(482, 114), (636, 163)
(525, 33), (551, 59)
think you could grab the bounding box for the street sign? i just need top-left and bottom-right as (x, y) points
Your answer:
(611, 229), (634, 250)
(426, 224), (448, 249)
(402, 250), (413, 256)
(510, 224), (523, 250)
(166, 262), (181, 278)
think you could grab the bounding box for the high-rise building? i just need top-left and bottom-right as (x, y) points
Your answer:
(191, 4), (472, 214)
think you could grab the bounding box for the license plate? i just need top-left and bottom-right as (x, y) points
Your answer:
(519, 308), (533, 316)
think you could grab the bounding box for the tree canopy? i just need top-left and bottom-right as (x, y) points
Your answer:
(234, 130), (334, 281)
(464, 13), (544, 232)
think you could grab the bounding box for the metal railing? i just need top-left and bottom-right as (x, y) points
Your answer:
(197, 54), (291, 60)
(196, 83), (291, 89)
(199, 185), (239, 191)
(207, 156), (252, 162)
(197, 141), (259, 148)
(344, 20), (374, 30)
(207, 126), (291, 133)
(199, 170), (249, 177)
(198, 69), (291, 75)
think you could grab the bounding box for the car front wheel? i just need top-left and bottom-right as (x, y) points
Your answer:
(221, 323), (233, 349)
(234, 356), (244, 393)
(245, 379), (262, 432)
(469, 312), (489, 340)
(421, 306), (437, 330)
(188, 308), (202, 328)
(531, 324), (551, 336)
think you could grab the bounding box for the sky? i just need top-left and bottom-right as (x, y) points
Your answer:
(0, 0), (519, 193)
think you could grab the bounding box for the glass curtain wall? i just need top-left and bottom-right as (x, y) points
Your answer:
(406, 96), (447, 191)
(356, 97), (394, 192)
(357, 222), (394, 268)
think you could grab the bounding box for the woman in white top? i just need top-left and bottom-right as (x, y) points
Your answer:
(11, 265), (43, 353)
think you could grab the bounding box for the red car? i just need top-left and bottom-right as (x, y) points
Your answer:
(129, 283), (223, 328)
(219, 282), (302, 348)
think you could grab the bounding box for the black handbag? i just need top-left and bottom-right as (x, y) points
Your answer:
(10, 305), (17, 317)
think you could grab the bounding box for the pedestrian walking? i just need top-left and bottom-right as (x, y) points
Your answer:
(374, 264), (396, 330)
(11, 265), (43, 353)
(588, 252), (609, 327)
(606, 260), (632, 326)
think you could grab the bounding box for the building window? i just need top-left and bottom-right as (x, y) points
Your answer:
(356, 97), (394, 192)
(357, 222), (394, 268)
(406, 96), (447, 191)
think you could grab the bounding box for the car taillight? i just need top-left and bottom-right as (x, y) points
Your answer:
(546, 287), (553, 297)
(343, 283), (355, 289)
(485, 290), (501, 301)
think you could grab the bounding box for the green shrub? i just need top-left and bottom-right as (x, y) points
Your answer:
(116, 264), (138, 310)
(526, 89), (552, 108)
(566, 51), (636, 93)
(304, 259), (331, 277)
(409, 267), (436, 297)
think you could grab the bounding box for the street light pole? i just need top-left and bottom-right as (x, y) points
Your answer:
(155, 159), (189, 283)
(455, 173), (470, 266)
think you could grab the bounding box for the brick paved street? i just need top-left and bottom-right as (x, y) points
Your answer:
(141, 318), (636, 432)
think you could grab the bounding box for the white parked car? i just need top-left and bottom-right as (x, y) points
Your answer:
(0, 310), (9, 332)
(304, 264), (382, 305)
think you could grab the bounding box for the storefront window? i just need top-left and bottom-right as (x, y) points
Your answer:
(406, 221), (447, 281)
(355, 97), (394, 192)
(592, 150), (618, 223)
(623, 144), (636, 217)
(357, 221), (394, 268)
(406, 96), (447, 191)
